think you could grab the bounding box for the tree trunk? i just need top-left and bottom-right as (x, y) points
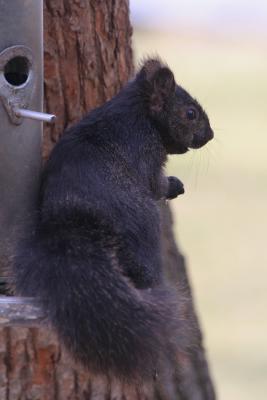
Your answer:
(43, 0), (133, 159)
(0, 1), (215, 399)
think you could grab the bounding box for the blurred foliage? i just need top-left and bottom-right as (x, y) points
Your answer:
(133, 29), (267, 400)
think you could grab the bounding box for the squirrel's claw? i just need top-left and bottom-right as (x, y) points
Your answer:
(166, 176), (185, 200)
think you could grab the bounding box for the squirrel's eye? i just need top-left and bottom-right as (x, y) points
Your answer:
(186, 108), (197, 120)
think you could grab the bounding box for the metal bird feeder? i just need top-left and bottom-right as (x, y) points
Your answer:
(0, 0), (54, 266)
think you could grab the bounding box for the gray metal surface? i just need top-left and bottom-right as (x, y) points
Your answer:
(0, 0), (43, 262)
(0, 296), (44, 326)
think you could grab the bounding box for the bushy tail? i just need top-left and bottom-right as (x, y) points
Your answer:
(12, 225), (184, 381)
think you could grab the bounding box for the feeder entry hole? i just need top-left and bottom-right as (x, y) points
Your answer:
(4, 56), (29, 86)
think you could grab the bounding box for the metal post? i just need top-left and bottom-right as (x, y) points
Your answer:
(0, 1), (43, 264)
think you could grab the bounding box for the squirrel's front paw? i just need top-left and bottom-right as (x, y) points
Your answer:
(166, 176), (184, 200)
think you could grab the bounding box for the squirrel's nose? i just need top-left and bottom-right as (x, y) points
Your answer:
(208, 128), (214, 141)
(190, 128), (213, 149)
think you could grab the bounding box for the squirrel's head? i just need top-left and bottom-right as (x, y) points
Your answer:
(138, 58), (214, 154)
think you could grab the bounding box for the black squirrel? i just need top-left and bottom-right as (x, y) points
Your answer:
(12, 58), (213, 382)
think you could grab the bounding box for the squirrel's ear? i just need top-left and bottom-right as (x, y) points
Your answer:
(142, 59), (163, 79)
(142, 59), (175, 114)
(139, 59), (175, 113)
(149, 67), (175, 114)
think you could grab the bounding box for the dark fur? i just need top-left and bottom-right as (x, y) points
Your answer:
(12, 59), (213, 382)
(166, 176), (185, 199)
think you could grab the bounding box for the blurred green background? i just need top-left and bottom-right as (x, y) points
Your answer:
(132, 3), (267, 399)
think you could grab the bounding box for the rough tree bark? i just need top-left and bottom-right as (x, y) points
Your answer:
(43, 0), (133, 159)
(0, 1), (216, 399)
